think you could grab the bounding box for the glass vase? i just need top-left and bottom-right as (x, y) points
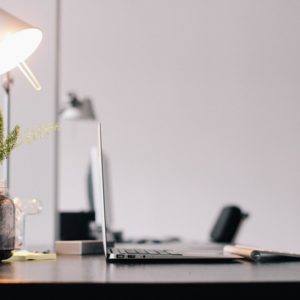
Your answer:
(0, 183), (15, 261)
(13, 197), (43, 250)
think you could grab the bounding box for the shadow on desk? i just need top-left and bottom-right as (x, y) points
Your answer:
(108, 259), (243, 264)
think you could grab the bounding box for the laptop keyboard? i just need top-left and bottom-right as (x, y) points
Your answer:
(114, 248), (181, 255)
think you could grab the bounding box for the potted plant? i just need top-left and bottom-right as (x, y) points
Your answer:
(0, 110), (57, 260)
(0, 109), (19, 260)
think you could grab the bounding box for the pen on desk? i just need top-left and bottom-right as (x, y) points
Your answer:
(223, 245), (261, 262)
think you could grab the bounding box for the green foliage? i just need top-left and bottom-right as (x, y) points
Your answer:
(18, 124), (60, 145)
(0, 110), (20, 163)
(0, 109), (58, 164)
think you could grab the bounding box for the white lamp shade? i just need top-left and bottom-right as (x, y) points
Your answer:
(0, 8), (42, 75)
(60, 99), (96, 120)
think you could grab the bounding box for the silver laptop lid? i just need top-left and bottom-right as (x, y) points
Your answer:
(97, 122), (108, 257)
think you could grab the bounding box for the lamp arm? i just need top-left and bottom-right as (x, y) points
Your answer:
(18, 62), (41, 91)
(2, 72), (13, 190)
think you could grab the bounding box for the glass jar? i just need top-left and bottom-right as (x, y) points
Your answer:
(0, 183), (15, 261)
(13, 197), (42, 250)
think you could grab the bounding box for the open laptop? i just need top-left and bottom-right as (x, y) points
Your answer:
(96, 123), (241, 262)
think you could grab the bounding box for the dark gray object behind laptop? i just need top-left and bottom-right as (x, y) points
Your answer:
(96, 123), (241, 262)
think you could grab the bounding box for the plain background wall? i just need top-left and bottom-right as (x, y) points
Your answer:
(2, 0), (300, 250)
(60, 0), (300, 250)
(0, 0), (57, 247)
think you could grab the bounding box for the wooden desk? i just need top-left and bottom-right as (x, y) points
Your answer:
(1, 252), (300, 295)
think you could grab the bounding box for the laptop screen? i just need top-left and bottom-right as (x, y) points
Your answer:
(97, 122), (108, 257)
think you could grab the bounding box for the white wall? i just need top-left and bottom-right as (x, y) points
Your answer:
(60, 0), (300, 250)
(2, 0), (299, 252)
(0, 0), (57, 247)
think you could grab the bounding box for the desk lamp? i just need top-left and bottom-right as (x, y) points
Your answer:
(59, 92), (96, 121)
(0, 8), (42, 189)
(57, 92), (96, 240)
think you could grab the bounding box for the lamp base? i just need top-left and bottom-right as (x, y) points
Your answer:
(55, 240), (114, 255)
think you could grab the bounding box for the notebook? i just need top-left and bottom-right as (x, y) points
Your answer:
(96, 123), (242, 262)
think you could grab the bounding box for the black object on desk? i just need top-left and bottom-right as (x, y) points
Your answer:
(59, 211), (95, 240)
(210, 205), (249, 243)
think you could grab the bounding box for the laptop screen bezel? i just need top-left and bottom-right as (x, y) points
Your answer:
(97, 122), (108, 258)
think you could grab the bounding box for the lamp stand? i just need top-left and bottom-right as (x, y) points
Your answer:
(2, 72), (13, 191)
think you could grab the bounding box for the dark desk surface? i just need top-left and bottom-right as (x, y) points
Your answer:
(1, 243), (300, 295)
(1, 254), (300, 283)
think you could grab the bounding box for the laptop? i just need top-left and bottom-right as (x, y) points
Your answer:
(96, 123), (241, 262)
